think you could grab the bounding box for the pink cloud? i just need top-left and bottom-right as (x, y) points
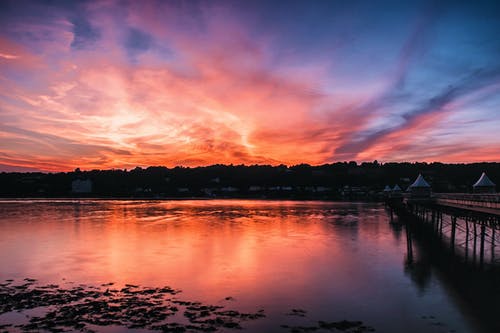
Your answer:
(0, 0), (498, 172)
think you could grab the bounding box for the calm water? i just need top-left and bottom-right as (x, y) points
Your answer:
(0, 200), (495, 332)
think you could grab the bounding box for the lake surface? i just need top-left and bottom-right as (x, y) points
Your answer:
(0, 200), (496, 332)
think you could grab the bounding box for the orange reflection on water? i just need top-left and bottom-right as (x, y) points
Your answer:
(0, 200), (483, 333)
(0, 200), (370, 301)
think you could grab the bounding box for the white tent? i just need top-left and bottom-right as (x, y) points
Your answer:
(473, 172), (496, 193)
(408, 174), (431, 197)
(473, 172), (495, 187)
(409, 174), (430, 188)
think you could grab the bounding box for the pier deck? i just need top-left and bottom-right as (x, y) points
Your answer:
(386, 193), (500, 267)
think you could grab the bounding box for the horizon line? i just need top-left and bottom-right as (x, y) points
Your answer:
(2, 160), (500, 174)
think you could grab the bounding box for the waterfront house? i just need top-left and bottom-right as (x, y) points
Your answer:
(221, 186), (239, 192)
(248, 185), (262, 192)
(71, 179), (92, 193)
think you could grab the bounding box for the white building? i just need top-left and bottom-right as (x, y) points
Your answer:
(221, 186), (239, 192)
(71, 179), (92, 193)
(248, 186), (263, 192)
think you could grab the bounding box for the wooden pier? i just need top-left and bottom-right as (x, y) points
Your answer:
(386, 193), (500, 268)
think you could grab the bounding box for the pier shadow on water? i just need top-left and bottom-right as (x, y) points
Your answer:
(390, 215), (500, 333)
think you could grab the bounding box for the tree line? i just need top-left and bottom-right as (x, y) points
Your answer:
(0, 161), (498, 198)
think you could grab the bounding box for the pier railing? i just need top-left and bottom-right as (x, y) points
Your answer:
(433, 193), (500, 210)
(386, 193), (500, 268)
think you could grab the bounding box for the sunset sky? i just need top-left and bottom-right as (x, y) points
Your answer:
(1, 0), (500, 172)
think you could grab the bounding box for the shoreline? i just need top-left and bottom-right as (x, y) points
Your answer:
(0, 197), (382, 203)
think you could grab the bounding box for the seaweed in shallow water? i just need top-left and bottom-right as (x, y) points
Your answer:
(0, 279), (265, 332)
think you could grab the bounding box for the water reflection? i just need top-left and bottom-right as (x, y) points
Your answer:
(0, 200), (492, 332)
(393, 215), (500, 333)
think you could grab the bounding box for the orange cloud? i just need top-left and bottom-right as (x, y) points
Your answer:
(0, 1), (499, 172)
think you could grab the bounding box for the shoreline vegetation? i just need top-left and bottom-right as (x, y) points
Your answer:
(1, 162), (498, 200)
(0, 278), (376, 333)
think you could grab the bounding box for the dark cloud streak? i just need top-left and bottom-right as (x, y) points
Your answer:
(70, 14), (100, 49)
(335, 67), (500, 157)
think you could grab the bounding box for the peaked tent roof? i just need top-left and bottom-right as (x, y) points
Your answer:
(473, 172), (496, 187)
(393, 184), (402, 191)
(384, 185), (392, 192)
(409, 174), (431, 188)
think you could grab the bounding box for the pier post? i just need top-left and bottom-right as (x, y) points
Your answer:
(451, 216), (457, 251)
(473, 221), (478, 262)
(439, 213), (443, 239)
(480, 223), (486, 267)
(492, 225), (496, 264)
(465, 217), (469, 261)
(406, 225), (413, 263)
